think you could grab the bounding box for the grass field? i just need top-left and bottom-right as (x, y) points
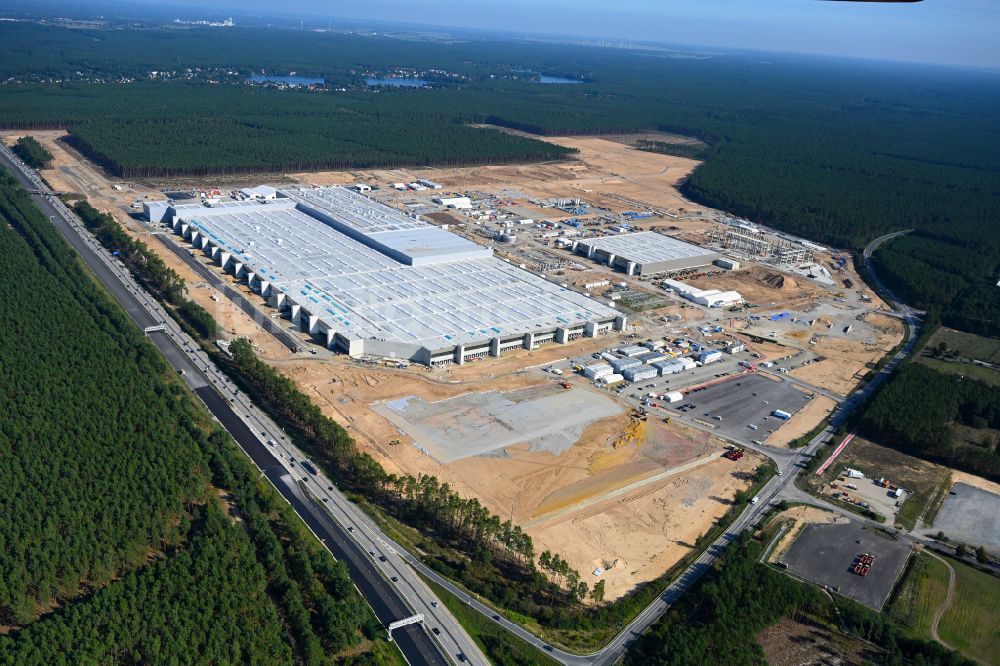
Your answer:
(917, 328), (1000, 387)
(423, 579), (560, 666)
(892, 551), (1000, 665)
(928, 329), (1000, 364)
(938, 557), (1000, 665)
(889, 552), (951, 638)
(918, 357), (1000, 387)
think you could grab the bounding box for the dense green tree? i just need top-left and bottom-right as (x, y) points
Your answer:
(0, 171), (374, 662)
(625, 532), (972, 666)
(859, 363), (1000, 480)
(10, 136), (52, 169)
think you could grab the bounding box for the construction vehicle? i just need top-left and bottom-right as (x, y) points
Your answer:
(613, 418), (646, 449)
(559, 381), (571, 389)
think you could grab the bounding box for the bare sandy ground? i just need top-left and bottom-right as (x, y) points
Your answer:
(687, 266), (826, 311)
(789, 316), (903, 395)
(292, 133), (714, 232)
(766, 393), (838, 447)
(950, 470), (1000, 496)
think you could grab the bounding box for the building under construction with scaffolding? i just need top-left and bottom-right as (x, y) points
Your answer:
(707, 227), (813, 266)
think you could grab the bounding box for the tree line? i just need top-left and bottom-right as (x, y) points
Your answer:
(0, 170), (384, 663)
(10, 136), (52, 169)
(626, 530), (973, 666)
(73, 201), (218, 339)
(873, 226), (1000, 338)
(859, 362), (1000, 482)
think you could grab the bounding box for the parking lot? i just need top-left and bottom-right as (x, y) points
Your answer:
(669, 374), (812, 441)
(932, 483), (1000, 555)
(780, 521), (912, 610)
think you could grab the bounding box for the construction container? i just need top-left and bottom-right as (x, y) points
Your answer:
(584, 363), (613, 380)
(617, 345), (647, 357)
(664, 391), (684, 403)
(676, 357), (697, 370)
(652, 361), (683, 376)
(714, 258), (740, 270)
(601, 373), (625, 385)
(624, 367), (658, 382)
(611, 357), (642, 373)
(637, 351), (667, 365)
(699, 350), (723, 364)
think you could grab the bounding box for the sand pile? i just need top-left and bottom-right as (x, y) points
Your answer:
(762, 272), (797, 291)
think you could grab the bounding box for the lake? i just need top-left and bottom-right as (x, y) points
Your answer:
(365, 78), (428, 88)
(248, 74), (324, 85)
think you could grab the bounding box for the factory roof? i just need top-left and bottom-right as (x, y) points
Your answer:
(287, 187), (490, 266)
(580, 231), (717, 265)
(239, 185), (278, 198)
(177, 188), (618, 351)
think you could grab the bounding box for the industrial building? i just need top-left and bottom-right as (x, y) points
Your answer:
(662, 279), (743, 309)
(164, 186), (624, 365)
(584, 363), (613, 380)
(433, 195), (472, 209)
(240, 185), (278, 200)
(617, 344), (647, 357)
(571, 232), (721, 275)
(611, 356), (642, 373)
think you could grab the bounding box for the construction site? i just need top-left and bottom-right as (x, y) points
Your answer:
(3, 128), (902, 600)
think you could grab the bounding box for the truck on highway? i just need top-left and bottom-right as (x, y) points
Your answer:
(301, 460), (319, 475)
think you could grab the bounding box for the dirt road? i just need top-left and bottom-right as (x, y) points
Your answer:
(925, 549), (957, 650)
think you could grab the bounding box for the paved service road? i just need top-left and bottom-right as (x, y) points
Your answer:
(0, 147), (485, 666)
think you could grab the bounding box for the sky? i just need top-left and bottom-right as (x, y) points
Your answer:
(110, 0), (1000, 69)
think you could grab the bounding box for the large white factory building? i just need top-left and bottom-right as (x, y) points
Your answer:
(157, 187), (625, 365)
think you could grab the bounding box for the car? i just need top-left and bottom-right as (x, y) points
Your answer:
(776, 470), (783, 476)
(432, 627), (441, 635)
(322, 498), (328, 502)
(431, 601), (439, 608)
(347, 526), (354, 532)
(457, 654), (467, 662)
(712, 415), (723, 421)
(328, 486), (333, 491)
(751, 496), (759, 504)
(391, 576), (398, 582)
(493, 615), (501, 621)
(379, 555), (387, 562)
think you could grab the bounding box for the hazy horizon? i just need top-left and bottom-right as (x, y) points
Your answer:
(59, 0), (1000, 70)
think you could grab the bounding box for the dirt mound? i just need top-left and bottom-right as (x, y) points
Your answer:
(761, 272), (797, 291)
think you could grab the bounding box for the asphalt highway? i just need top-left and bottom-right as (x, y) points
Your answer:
(0, 148), (483, 666)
